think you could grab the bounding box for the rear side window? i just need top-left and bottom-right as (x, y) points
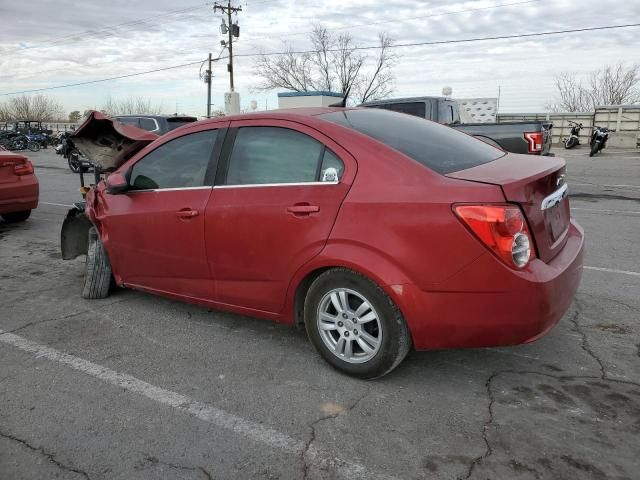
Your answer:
(371, 102), (426, 118)
(129, 130), (217, 190)
(321, 109), (503, 174)
(139, 118), (158, 131)
(167, 117), (198, 131)
(225, 127), (323, 185)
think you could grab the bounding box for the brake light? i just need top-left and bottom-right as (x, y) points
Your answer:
(454, 204), (535, 269)
(14, 161), (34, 176)
(524, 132), (543, 153)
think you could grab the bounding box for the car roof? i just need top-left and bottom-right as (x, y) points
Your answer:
(113, 114), (197, 120)
(193, 107), (357, 127)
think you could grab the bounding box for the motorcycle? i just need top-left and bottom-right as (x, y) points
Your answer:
(563, 121), (582, 149)
(56, 132), (89, 173)
(589, 126), (611, 157)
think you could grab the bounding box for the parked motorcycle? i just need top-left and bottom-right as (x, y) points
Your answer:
(563, 121), (582, 149)
(56, 132), (88, 172)
(589, 126), (611, 157)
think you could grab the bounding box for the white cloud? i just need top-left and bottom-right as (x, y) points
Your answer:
(1, 0), (639, 115)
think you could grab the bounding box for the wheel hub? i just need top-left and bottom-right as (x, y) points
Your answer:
(316, 287), (383, 364)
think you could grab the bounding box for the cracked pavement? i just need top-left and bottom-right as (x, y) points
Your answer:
(1, 148), (639, 479)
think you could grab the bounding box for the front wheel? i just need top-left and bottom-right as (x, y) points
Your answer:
(82, 227), (113, 299)
(27, 141), (40, 152)
(565, 137), (578, 149)
(590, 140), (600, 157)
(68, 155), (82, 173)
(304, 269), (412, 379)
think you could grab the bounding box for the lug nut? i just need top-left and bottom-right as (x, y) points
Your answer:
(344, 331), (350, 337)
(353, 329), (358, 335)
(353, 318), (358, 323)
(342, 313), (348, 319)
(338, 321), (343, 327)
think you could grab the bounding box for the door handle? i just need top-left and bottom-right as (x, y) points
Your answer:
(287, 204), (320, 215)
(176, 208), (199, 219)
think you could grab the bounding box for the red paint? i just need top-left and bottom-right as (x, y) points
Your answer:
(0, 151), (39, 216)
(85, 108), (584, 351)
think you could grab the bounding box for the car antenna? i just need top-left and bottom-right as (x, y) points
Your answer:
(329, 87), (350, 108)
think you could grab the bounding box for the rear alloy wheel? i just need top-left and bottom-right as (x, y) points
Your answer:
(1, 210), (31, 222)
(305, 269), (411, 379)
(82, 227), (113, 299)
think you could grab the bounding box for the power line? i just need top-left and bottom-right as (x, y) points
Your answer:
(1, 22), (639, 96)
(236, 22), (640, 57)
(0, 59), (213, 96)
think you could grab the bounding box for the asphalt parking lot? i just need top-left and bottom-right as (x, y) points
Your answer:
(1, 146), (639, 480)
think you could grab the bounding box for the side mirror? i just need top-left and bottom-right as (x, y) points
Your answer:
(105, 172), (129, 194)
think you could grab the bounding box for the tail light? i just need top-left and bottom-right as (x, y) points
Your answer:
(524, 132), (543, 153)
(14, 160), (34, 176)
(454, 204), (536, 269)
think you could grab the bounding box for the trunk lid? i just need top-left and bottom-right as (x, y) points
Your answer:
(447, 153), (570, 263)
(71, 111), (159, 170)
(0, 151), (28, 184)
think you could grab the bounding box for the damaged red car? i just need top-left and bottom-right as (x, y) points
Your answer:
(61, 109), (584, 378)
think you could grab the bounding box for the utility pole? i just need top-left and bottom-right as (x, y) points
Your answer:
(213, 1), (242, 92)
(206, 52), (212, 117)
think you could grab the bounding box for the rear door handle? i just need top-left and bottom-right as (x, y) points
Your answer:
(287, 204), (320, 215)
(176, 208), (199, 219)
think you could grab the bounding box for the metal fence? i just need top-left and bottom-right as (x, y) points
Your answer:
(498, 106), (640, 147)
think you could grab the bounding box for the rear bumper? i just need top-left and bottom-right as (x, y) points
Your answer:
(0, 176), (39, 215)
(392, 220), (584, 350)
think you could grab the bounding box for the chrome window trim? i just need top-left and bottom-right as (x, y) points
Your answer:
(213, 181), (339, 189)
(541, 183), (569, 211)
(139, 117), (160, 133)
(127, 186), (213, 194)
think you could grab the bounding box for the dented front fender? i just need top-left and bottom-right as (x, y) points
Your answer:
(60, 204), (93, 260)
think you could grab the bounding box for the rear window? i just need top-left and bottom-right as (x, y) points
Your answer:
(321, 109), (504, 174)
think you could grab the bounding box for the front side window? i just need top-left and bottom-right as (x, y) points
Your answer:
(225, 127), (324, 185)
(129, 130), (217, 190)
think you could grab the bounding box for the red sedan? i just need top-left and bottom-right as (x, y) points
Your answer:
(0, 148), (38, 223)
(62, 109), (584, 378)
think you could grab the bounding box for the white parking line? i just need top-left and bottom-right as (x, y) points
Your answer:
(0, 330), (393, 480)
(41, 201), (74, 208)
(584, 266), (640, 277)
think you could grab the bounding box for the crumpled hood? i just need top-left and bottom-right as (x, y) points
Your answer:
(71, 111), (158, 170)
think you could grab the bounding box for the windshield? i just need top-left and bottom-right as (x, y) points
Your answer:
(321, 109), (504, 174)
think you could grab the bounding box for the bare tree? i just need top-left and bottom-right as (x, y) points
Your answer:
(549, 64), (640, 112)
(0, 94), (64, 121)
(254, 25), (398, 103)
(102, 95), (165, 115)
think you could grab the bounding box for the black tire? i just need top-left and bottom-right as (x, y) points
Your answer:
(27, 141), (40, 152)
(68, 156), (81, 173)
(1, 210), (31, 222)
(565, 137), (578, 149)
(304, 268), (412, 379)
(82, 227), (113, 299)
(590, 140), (600, 157)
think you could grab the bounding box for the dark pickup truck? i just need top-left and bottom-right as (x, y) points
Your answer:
(360, 96), (553, 155)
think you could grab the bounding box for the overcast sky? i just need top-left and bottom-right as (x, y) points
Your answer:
(0, 0), (638, 117)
